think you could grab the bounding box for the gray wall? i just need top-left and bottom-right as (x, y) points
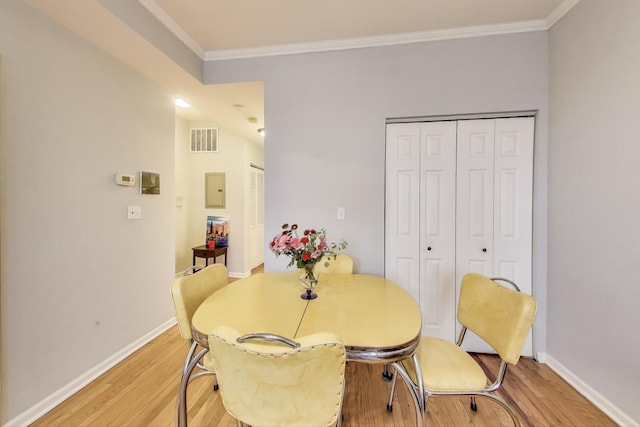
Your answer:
(11, 0), (639, 423)
(549, 0), (640, 423)
(1, 2), (176, 422)
(204, 31), (549, 354)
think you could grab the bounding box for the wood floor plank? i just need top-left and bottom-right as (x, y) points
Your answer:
(31, 268), (617, 427)
(31, 326), (617, 427)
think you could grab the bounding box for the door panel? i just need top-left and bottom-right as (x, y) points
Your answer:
(493, 117), (534, 356)
(385, 124), (421, 303)
(493, 117), (534, 295)
(456, 119), (495, 293)
(419, 121), (456, 339)
(385, 117), (534, 357)
(456, 117), (534, 355)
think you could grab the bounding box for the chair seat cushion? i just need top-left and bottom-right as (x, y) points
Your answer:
(413, 337), (487, 391)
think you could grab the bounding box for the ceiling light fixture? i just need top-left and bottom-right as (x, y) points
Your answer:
(174, 98), (191, 108)
(258, 128), (265, 137)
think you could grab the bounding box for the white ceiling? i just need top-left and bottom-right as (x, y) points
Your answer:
(26, 0), (576, 145)
(149, 0), (570, 53)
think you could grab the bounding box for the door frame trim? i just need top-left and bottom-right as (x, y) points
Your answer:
(386, 110), (537, 124)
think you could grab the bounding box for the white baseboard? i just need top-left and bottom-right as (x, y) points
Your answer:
(175, 267), (250, 278)
(4, 318), (177, 427)
(229, 271), (251, 279)
(540, 352), (638, 427)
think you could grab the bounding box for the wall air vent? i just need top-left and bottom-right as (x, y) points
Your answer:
(190, 128), (218, 153)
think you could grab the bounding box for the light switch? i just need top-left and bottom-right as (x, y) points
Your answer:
(128, 205), (141, 219)
(337, 207), (345, 220)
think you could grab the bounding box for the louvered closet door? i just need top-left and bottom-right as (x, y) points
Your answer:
(455, 117), (534, 356)
(249, 167), (265, 269)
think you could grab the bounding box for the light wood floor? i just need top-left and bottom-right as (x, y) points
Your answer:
(32, 267), (616, 427)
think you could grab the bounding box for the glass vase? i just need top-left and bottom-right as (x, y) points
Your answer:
(300, 263), (318, 300)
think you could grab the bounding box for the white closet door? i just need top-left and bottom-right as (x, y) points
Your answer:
(493, 117), (534, 356)
(419, 121), (457, 339)
(456, 119), (495, 280)
(386, 116), (534, 356)
(493, 117), (534, 289)
(385, 123), (421, 304)
(456, 117), (534, 356)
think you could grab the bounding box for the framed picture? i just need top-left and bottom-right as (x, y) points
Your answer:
(140, 171), (160, 194)
(206, 216), (229, 246)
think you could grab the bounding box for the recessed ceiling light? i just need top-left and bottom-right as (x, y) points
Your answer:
(174, 98), (191, 108)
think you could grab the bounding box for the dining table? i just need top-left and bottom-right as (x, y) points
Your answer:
(179, 271), (424, 427)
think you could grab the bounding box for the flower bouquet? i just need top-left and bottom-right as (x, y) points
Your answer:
(269, 223), (348, 299)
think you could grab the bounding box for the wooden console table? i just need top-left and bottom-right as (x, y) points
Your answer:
(192, 245), (228, 267)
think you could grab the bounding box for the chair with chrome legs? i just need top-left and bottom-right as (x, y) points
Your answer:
(170, 263), (228, 420)
(386, 273), (537, 426)
(209, 325), (347, 427)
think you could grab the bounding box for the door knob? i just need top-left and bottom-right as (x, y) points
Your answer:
(427, 246), (432, 251)
(482, 248), (487, 253)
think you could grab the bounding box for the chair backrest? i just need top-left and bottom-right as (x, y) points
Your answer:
(313, 254), (354, 275)
(170, 264), (228, 340)
(457, 273), (537, 365)
(208, 325), (346, 427)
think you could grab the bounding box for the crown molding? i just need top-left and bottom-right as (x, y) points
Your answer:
(546, 0), (581, 28)
(204, 20), (548, 61)
(137, 0), (205, 59)
(138, 0), (581, 62)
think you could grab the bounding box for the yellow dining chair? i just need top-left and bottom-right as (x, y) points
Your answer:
(208, 325), (347, 427)
(313, 254), (354, 275)
(170, 263), (228, 392)
(386, 273), (537, 427)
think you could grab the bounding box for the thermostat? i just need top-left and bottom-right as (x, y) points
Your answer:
(115, 173), (136, 186)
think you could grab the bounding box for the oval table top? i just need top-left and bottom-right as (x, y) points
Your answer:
(191, 272), (422, 362)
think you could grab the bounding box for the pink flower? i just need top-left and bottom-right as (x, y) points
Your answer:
(270, 223), (347, 269)
(318, 237), (327, 250)
(290, 237), (302, 250)
(269, 237), (282, 255)
(278, 234), (290, 248)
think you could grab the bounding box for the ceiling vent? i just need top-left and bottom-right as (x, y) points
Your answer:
(190, 128), (218, 153)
